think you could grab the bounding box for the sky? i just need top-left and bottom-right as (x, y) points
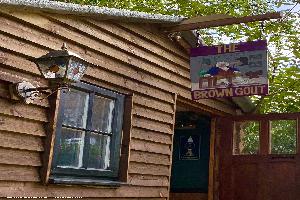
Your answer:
(275, 3), (300, 12)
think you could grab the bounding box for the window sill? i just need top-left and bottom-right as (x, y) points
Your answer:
(49, 176), (129, 187)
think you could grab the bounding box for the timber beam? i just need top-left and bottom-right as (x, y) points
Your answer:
(163, 12), (283, 32)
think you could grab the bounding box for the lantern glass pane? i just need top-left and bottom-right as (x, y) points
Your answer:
(66, 57), (87, 82)
(37, 57), (69, 79)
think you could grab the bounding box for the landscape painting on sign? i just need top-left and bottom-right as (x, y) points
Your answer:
(190, 40), (269, 100)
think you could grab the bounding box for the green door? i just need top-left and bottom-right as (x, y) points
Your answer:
(170, 112), (211, 192)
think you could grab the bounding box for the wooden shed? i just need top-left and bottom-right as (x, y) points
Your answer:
(0, 1), (255, 200)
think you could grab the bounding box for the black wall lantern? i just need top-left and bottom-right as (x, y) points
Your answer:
(14, 43), (89, 103)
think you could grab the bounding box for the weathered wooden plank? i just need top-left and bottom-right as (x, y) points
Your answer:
(0, 97), (48, 122)
(0, 130), (44, 151)
(180, 14), (233, 25)
(119, 94), (133, 182)
(128, 174), (169, 187)
(0, 12), (190, 88)
(0, 11), (237, 113)
(0, 61), (50, 109)
(43, 198), (166, 200)
(166, 93), (177, 195)
(0, 114), (46, 136)
(132, 117), (173, 135)
(129, 162), (170, 176)
(132, 105), (174, 124)
(40, 91), (61, 184)
(131, 139), (171, 155)
(164, 12), (283, 32)
(82, 52), (235, 114)
(133, 95), (174, 115)
(0, 182), (169, 198)
(0, 13), (237, 114)
(177, 96), (236, 115)
(130, 150), (170, 166)
(85, 67), (175, 104)
(0, 80), (7, 87)
(0, 164), (40, 182)
(0, 32), (175, 104)
(208, 117), (216, 200)
(87, 65), (186, 104)
(168, 93), (177, 187)
(48, 15), (190, 79)
(0, 65), (37, 84)
(0, 68), (50, 108)
(83, 77), (175, 114)
(0, 80), (10, 99)
(0, 17), (183, 101)
(0, 14), (73, 57)
(0, 148), (41, 166)
(40, 16), (191, 90)
(0, 65), (46, 89)
(47, 22), (239, 113)
(0, 32), (48, 59)
(117, 22), (189, 60)
(88, 18), (188, 68)
(170, 193), (208, 200)
(0, 48), (39, 75)
(131, 128), (172, 145)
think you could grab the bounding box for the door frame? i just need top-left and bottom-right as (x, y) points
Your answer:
(171, 100), (221, 200)
(208, 117), (217, 200)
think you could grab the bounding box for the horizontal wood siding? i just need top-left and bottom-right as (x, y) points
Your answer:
(0, 8), (237, 199)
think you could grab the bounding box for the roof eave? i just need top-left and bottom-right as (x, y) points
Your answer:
(0, 0), (186, 24)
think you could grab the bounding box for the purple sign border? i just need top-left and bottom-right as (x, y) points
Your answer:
(190, 40), (267, 57)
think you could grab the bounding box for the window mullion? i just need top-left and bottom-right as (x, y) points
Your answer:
(82, 92), (95, 169)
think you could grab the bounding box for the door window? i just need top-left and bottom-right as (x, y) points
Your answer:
(233, 121), (260, 155)
(232, 119), (298, 155)
(270, 119), (297, 154)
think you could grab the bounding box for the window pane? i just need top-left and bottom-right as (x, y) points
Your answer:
(233, 121), (260, 155)
(91, 95), (115, 133)
(56, 128), (85, 168)
(63, 89), (89, 128)
(87, 133), (111, 170)
(270, 120), (297, 154)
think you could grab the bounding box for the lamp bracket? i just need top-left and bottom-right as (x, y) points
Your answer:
(15, 81), (40, 104)
(14, 81), (69, 104)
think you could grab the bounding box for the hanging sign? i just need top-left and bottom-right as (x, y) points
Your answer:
(190, 40), (268, 100)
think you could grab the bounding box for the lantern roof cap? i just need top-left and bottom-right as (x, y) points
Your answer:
(36, 43), (83, 61)
(37, 49), (81, 59)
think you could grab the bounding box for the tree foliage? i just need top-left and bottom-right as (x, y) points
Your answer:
(60, 0), (299, 114)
